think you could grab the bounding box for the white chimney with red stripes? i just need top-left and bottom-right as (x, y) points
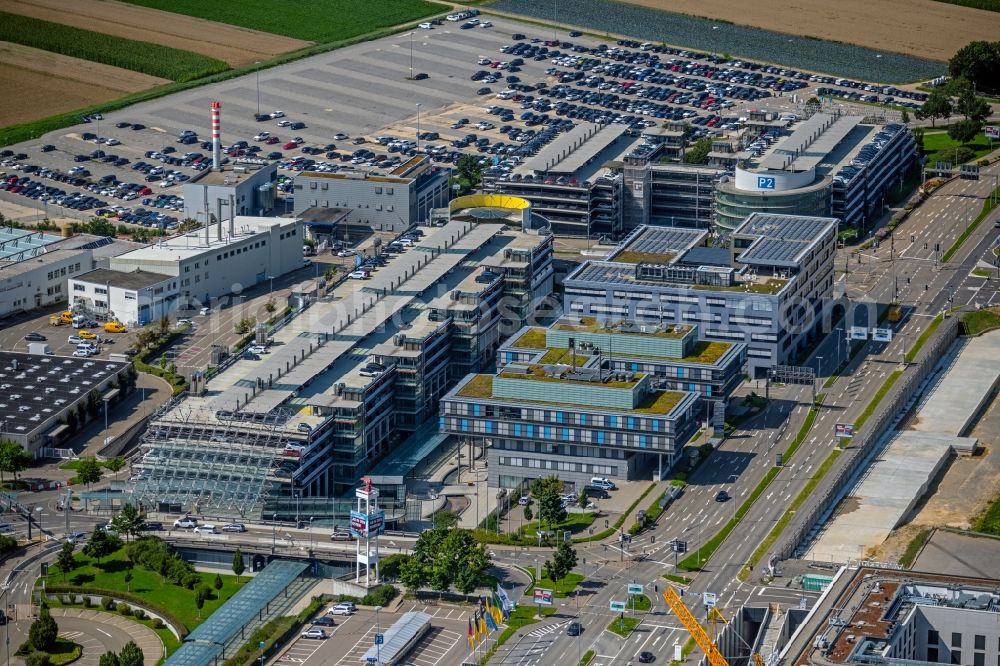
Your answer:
(211, 101), (221, 170)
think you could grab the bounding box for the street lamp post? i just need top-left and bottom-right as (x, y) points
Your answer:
(415, 104), (422, 152)
(309, 517), (314, 552)
(255, 61), (261, 118)
(409, 32), (414, 80)
(272, 513), (277, 550)
(375, 606), (382, 666)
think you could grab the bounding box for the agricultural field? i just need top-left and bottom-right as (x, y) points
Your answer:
(932, 0), (1000, 11)
(491, 0), (950, 82)
(0, 42), (169, 128)
(0, 12), (228, 82)
(3, 0), (312, 67)
(119, 0), (444, 43)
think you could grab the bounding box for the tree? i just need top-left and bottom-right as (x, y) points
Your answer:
(0, 439), (33, 486)
(111, 504), (142, 542)
(900, 108), (909, 125)
(214, 573), (223, 591)
(549, 540), (578, 582)
(234, 317), (255, 336)
(432, 510), (459, 530)
(956, 88), (990, 124)
(683, 136), (713, 164)
(76, 457), (103, 488)
(456, 154), (484, 189)
(949, 41), (1000, 96)
(400, 520), (491, 595)
(577, 489), (589, 509)
(158, 315), (170, 335)
(523, 505), (533, 522)
(263, 298), (277, 315)
(55, 541), (76, 581)
(915, 89), (952, 128)
(378, 553), (410, 581)
(105, 457), (126, 475)
(232, 547), (245, 582)
(82, 528), (120, 563)
(177, 219), (202, 234)
(118, 641), (144, 666)
(532, 477), (566, 533)
(124, 569), (133, 593)
(195, 585), (210, 619)
(25, 652), (49, 666)
(99, 652), (120, 666)
(28, 607), (58, 651)
(948, 119), (981, 146)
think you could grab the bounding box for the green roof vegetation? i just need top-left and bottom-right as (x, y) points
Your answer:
(500, 366), (642, 389)
(540, 347), (578, 365)
(512, 327), (548, 349)
(690, 277), (788, 294)
(634, 389), (685, 414)
(553, 316), (691, 339)
(612, 250), (675, 264)
(457, 374), (494, 399)
(682, 341), (731, 364)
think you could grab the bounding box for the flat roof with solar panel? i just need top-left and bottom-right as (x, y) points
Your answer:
(757, 113), (863, 173)
(520, 122), (629, 175)
(733, 213), (838, 268)
(610, 226), (707, 264)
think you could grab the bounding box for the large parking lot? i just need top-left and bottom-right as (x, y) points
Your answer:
(0, 15), (926, 229)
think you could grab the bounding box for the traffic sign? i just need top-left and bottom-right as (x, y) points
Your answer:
(259, 642), (266, 650)
(703, 592), (717, 608)
(375, 634), (384, 645)
(849, 326), (868, 340)
(610, 600), (627, 612)
(628, 583), (644, 595)
(872, 328), (892, 343)
(670, 539), (688, 554)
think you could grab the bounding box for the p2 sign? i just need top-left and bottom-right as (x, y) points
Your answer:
(757, 176), (776, 190)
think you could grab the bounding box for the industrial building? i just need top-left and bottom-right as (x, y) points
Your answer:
(68, 268), (178, 327)
(0, 229), (144, 318)
(127, 196), (553, 521)
(182, 162), (280, 223)
(563, 214), (838, 377)
(109, 216), (304, 309)
(0, 351), (132, 452)
(776, 566), (1000, 666)
(292, 156), (451, 232)
(487, 122), (629, 238)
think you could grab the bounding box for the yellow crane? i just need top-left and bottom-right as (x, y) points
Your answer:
(662, 587), (765, 666)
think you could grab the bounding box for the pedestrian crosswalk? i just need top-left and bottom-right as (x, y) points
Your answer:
(525, 622), (566, 639)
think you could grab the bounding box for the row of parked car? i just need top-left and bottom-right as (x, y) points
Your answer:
(1, 173), (107, 211)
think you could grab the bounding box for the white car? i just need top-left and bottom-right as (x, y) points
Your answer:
(479, 21), (492, 28)
(177, 318), (193, 326)
(249, 345), (268, 355)
(222, 523), (246, 533)
(337, 249), (354, 257)
(418, 22), (433, 29)
(67, 335), (85, 345)
(348, 270), (370, 279)
(199, 307), (210, 315)
(253, 132), (271, 141)
(173, 517), (197, 529)
(270, 110), (286, 119)
(328, 604), (355, 616)
(193, 524), (218, 534)
(72, 349), (92, 357)
(301, 628), (327, 640)
(106, 138), (121, 146)
(277, 120), (292, 127)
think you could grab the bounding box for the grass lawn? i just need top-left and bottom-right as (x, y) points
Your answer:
(59, 458), (124, 472)
(49, 547), (242, 630)
(962, 307), (1000, 336)
(630, 594), (651, 612)
(664, 574), (693, 585)
(527, 573), (584, 598)
(855, 371), (903, 429)
(579, 650), (595, 666)
(899, 528), (932, 568)
(941, 187), (1000, 263)
(922, 130), (995, 166)
(46, 637), (82, 666)
(120, 0), (443, 43)
(607, 616), (641, 638)
(522, 513), (598, 539)
(906, 314), (944, 362)
(45, 597), (181, 657)
(974, 490), (1000, 536)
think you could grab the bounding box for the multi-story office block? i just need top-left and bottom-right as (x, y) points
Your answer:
(564, 214), (837, 377)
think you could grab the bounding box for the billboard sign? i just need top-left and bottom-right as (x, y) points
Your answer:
(835, 423), (855, 439)
(872, 328), (892, 343)
(533, 588), (554, 606)
(986, 126), (999, 139)
(849, 326), (869, 340)
(349, 510), (385, 538)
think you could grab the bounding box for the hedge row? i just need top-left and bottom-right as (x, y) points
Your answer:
(44, 585), (188, 638)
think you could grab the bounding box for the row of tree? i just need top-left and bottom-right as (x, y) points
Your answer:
(916, 78), (992, 145)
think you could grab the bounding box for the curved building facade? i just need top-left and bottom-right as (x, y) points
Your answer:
(715, 166), (832, 231)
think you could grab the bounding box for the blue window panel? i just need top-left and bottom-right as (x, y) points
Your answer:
(608, 416), (618, 428)
(706, 386), (712, 397)
(544, 426), (552, 439)
(627, 417), (636, 430)
(527, 424), (535, 438)
(650, 419), (658, 431)
(556, 411), (564, 423)
(580, 413), (587, 425)
(514, 424), (522, 437)
(640, 435), (648, 448)
(631, 362), (639, 371)
(461, 419), (469, 432)
(485, 421), (493, 433)
(439, 416), (445, 431)
(473, 404), (481, 416)
(562, 428), (569, 441)
(505, 352), (513, 364)
(678, 367), (685, 378)
(689, 383), (696, 392)
(597, 431), (605, 444)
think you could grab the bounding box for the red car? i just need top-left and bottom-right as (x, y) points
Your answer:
(283, 141), (299, 150)
(265, 136), (280, 145)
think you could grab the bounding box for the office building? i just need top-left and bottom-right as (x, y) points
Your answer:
(439, 332), (702, 488)
(292, 156), (451, 232)
(68, 268), (178, 327)
(0, 351), (132, 452)
(128, 196), (554, 520)
(109, 216), (304, 308)
(779, 566), (1000, 666)
(563, 214), (838, 377)
(182, 162), (280, 223)
(619, 156), (721, 230)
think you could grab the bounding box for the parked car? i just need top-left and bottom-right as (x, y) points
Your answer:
(24, 332), (46, 341)
(328, 603), (355, 616)
(311, 616), (335, 626)
(300, 628), (327, 640)
(348, 270), (370, 279)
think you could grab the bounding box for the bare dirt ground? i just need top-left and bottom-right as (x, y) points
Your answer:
(870, 390), (1000, 563)
(0, 42), (169, 127)
(3, 0), (312, 67)
(617, 0), (1000, 62)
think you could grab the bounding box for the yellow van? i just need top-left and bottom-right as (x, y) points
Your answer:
(79, 330), (98, 340)
(104, 321), (127, 333)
